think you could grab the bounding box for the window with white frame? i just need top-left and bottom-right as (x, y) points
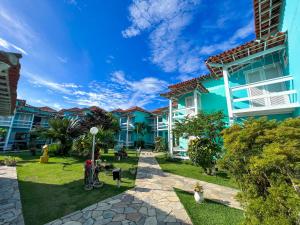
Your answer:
(185, 96), (194, 108)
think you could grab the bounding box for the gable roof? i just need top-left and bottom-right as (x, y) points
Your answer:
(205, 31), (286, 76)
(39, 106), (57, 113)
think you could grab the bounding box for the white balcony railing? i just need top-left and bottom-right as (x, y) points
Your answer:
(0, 117), (12, 127)
(157, 122), (168, 130)
(172, 107), (196, 119)
(120, 122), (134, 130)
(13, 120), (32, 129)
(231, 75), (299, 116)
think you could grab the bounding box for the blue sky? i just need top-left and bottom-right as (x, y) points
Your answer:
(0, 0), (255, 111)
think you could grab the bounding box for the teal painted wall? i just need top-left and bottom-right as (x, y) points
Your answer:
(280, 0), (300, 116)
(201, 78), (228, 118)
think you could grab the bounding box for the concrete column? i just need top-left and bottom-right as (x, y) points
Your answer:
(223, 68), (234, 125)
(126, 116), (129, 147)
(193, 90), (198, 115)
(168, 99), (173, 155)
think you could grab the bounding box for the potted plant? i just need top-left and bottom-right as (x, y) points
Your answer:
(193, 182), (204, 203)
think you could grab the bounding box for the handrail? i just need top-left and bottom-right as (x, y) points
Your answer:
(172, 106), (195, 113)
(231, 75), (293, 92)
(233, 90), (297, 103)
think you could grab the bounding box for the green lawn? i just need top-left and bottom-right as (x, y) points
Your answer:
(175, 188), (244, 225)
(156, 153), (238, 189)
(0, 150), (138, 225)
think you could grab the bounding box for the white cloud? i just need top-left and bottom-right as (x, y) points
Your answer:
(25, 70), (168, 110)
(24, 71), (80, 95)
(0, 6), (36, 47)
(199, 21), (254, 55)
(123, 0), (203, 75)
(0, 37), (28, 55)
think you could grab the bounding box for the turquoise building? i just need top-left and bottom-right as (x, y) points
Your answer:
(0, 100), (99, 151)
(161, 0), (300, 159)
(112, 107), (156, 148)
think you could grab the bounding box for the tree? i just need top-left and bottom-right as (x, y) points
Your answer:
(134, 122), (149, 148)
(173, 111), (225, 174)
(36, 117), (82, 155)
(80, 109), (119, 133)
(72, 127), (115, 157)
(0, 128), (6, 141)
(220, 117), (300, 225)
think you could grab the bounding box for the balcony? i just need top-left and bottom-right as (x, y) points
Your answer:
(172, 107), (196, 119)
(120, 122), (134, 130)
(13, 120), (32, 129)
(231, 75), (299, 117)
(157, 121), (168, 130)
(0, 117), (12, 127)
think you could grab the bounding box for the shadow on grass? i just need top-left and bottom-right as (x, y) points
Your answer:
(174, 188), (244, 225)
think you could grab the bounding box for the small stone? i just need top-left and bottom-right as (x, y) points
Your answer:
(139, 207), (148, 215)
(112, 214), (126, 222)
(144, 217), (157, 225)
(124, 207), (137, 214)
(103, 210), (116, 219)
(92, 210), (103, 219)
(126, 212), (142, 222)
(83, 218), (94, 225)
(83, 211), (92, 219)
(148, 209), (156, 217)
(63, 222), (82, 225)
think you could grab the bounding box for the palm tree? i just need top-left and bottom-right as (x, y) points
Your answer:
(37, 117), (82, 155)
(134, 122), (149, 148)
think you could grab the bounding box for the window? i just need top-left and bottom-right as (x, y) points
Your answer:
(185, 96), (194, 108)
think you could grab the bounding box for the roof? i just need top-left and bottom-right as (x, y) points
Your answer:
(253, 0), (283, 39)
(151, 102), (178, 114)
(205, 31), (286, 76)
(38, 106), (57, 113)
(0, 51), (22, 116)
(161, 80), (209, 99)
(111, 106), (151, 114)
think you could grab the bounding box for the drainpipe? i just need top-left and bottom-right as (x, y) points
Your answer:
(156, 116), (159, 137)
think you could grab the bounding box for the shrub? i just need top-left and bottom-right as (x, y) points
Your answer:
(188, 137), (221, 174)
(48, 143), (61, 156)
(220, 117), (300, 225)
(154, 136), (167, 152)
(0, 156), (17, 166)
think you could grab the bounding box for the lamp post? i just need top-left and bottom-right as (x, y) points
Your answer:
(90, 127), (99, 185)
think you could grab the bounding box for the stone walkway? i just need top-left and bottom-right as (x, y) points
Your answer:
(46, 150), (240, 225)
(46, 151), (192, 225)
(0, 166), (25, 225)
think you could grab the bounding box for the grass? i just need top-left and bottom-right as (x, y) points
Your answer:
(175, 188), (244, 225)
(0, 150), (138, 225)
(156, 153), (238, 189)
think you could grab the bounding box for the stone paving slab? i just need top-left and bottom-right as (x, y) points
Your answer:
(45, 151), (192, 225)
(0, 166), (25, 225)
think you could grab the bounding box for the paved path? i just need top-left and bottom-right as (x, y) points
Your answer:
(46, 151), (192, 225)
(46, 150), (240, 225)
(0, 166), (25, 225)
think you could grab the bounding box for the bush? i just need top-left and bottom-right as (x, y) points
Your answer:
(154, 136), (167, 152)
(0, 156), (17, 166)
(220, 117), (300, 225)
(188, 137), (221, 174)
(48, 143), (61, 156)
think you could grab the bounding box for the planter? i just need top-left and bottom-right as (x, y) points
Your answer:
(194, 191), (204, 203)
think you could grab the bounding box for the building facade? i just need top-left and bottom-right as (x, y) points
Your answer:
(160, 0), (300, 159)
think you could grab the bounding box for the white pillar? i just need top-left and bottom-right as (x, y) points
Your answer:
(118, 118), (121, 143)
(168, 99), (173, 155)
(126, 116), (129, 147)
(156, 116), (159, 137)
(223, 68), (234, 125)
(193, 90), (198, 116)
